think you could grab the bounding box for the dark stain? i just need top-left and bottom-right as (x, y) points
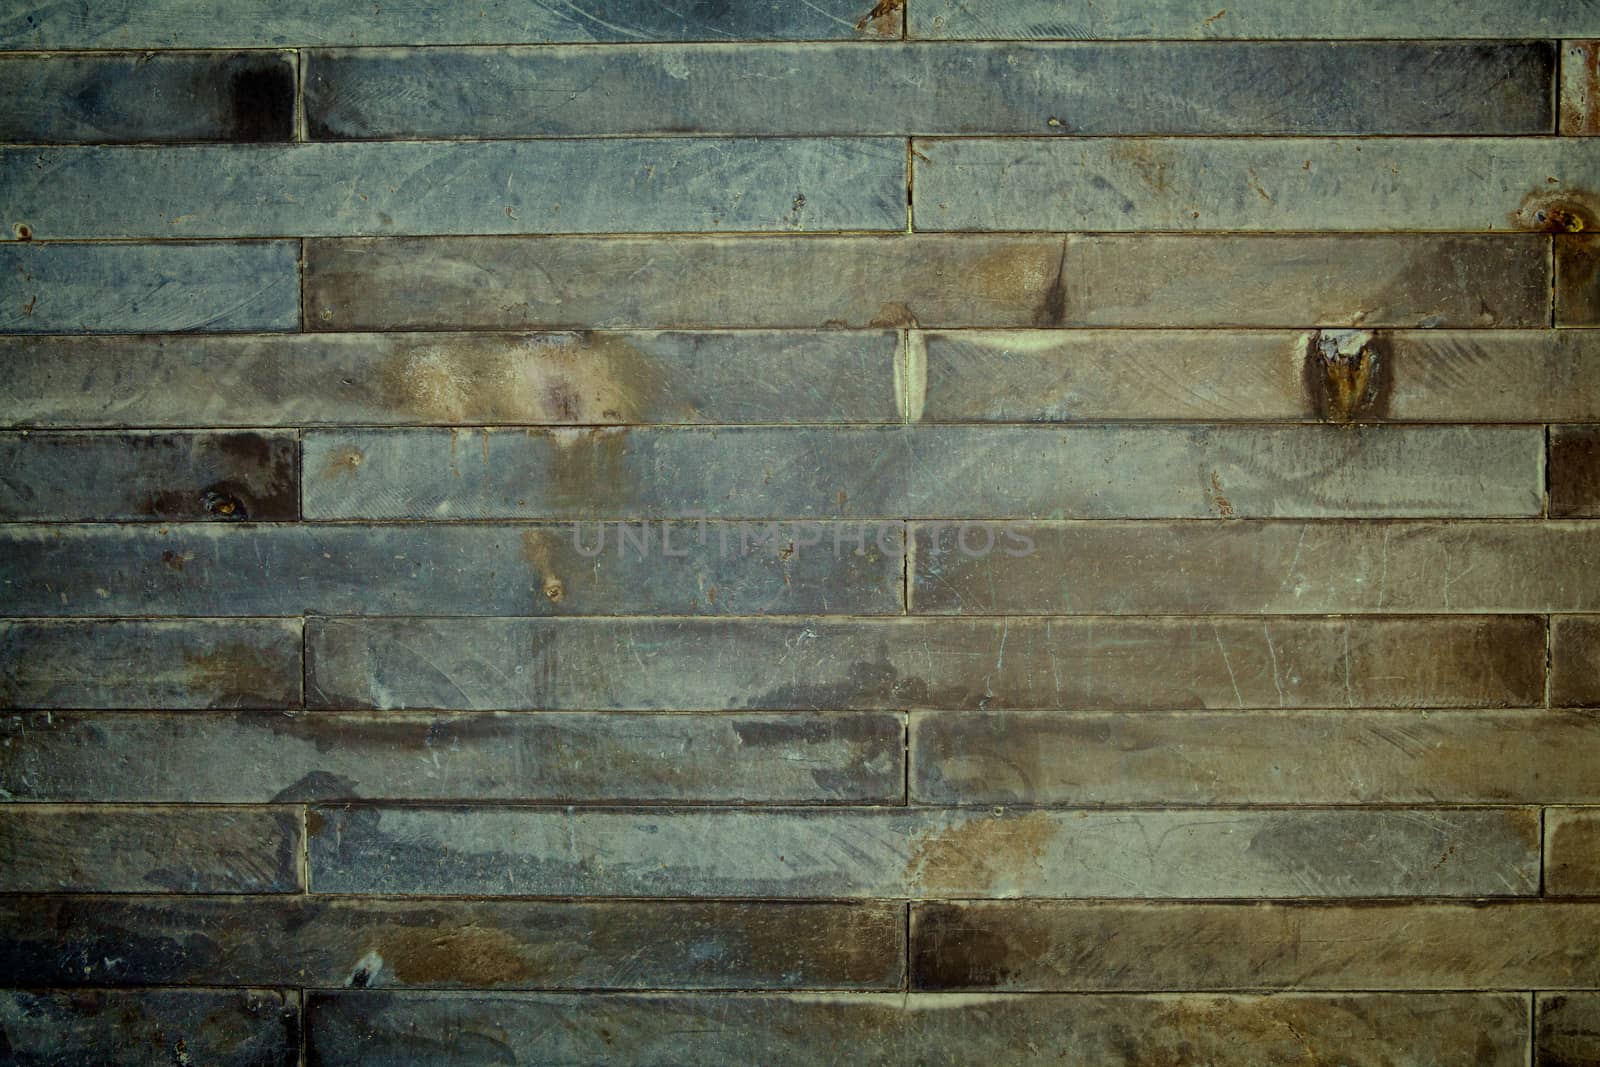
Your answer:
(732, 714), (891, 749)
(1030, 241), (1069, 327)
(160, 550), (189, 571)
(12, 223), (31, 241)
(138, 432), (298, 521)
(1302, 328), (1391, 423)
(854, 0), (904, 35)
(1550, 425), (1600, 518)
(1557, 234), (1600, 326)
(1512, 188), (1600, 233)
(910, 904), (1019, 990)
(868, 302), (919, 328)
(271, 772), (361, 804)
(181, 641), (294, 708)
(221, 55), (295, 143)
(201, 486), (249, 520)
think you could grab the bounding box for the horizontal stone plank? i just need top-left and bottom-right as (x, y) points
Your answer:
(1552, 616), (1600, 707)
(912, 522), (1600, 614)
(0, 989), (299, 1067)
(0, 523), (902, 616)
(915, 137), (1600, 232)
(914, 329), (1600, 424)
(0, 432), (298, 521)
(1538, 992), (1600, 1067)
(306, 615), (1544, 711)
(1545, 809), (1600, 896)
(1558, 235), (1600, 325)
(0, 710), (906, 804)
(911, 709), (1600, 806)
(2, 140), (906, 239)
(304, 990), (1529, 1067)
(0, 807), (301, 893)
(911, 900), (1600, 991)
(0, 619), (302, 710)
(909, 0), (1600, 39)
(304, 234), (1549, 330)
(0, 331), (901, 428)
(0, 241), (299, 334)
(0, 51), (295, 143)
(1551, 426), (1600, 518)
(305, 42), (1551, 138)
(1565, 42), (1600, 136)
(302, 425), (1543, 520)
(0, 0), (899, 49)
(0, 896), (904, 990)
(307, 805), (1538, 898)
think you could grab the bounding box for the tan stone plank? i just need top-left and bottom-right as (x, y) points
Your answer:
(1545, 808), (1600, 896)
(1557, 235), (1600, 325)
(1552, 616), (1600, 707)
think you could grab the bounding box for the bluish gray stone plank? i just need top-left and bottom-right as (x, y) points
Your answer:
(304, 990), (1528, 1067)
(910, 521), (1600, 614)
(1, 0), (900, 49)
(0, 989), (299, 1067)
(0, 331), (901, 428)
(909, 0), (1600, 39)
(0, 241), (298, 333)
(0, 619), (302, 709)
(2, 140), (906, 238)
(305, 234), (1549, 329)
(0, 432), (298, 521)
(0, 52), (295, 143)
(305, 616), (1544, 711)
(0, 808), (302, 893)
(911, 900), (1600, 991)
(0, 523), (903, 615)
(0, 710), (907, 803)
(0, 896), (905, 990)
(914, 138), (1600, 232)
(301, 425), (1543, 520)
(305, 42), (1552, 138)
(306, 805), (1539, 898)
(910, 709), (1600, 806)
(913, 329), (1600, 424)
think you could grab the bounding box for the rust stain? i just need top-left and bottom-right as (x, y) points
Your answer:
(1510, 187), (1599, 234)
(519, 529), (566, 604)
(12, 223), (31, 241)
(321, 446), (364, 480)
(381, 924), (537, 985)
(906, 811), (1055, 895)
(1300, 328), (1390, 423)
(160, 550), (191, 572)
(1208, 472), (1235, 519)
(1110, 141), (1174, 195)
(868, 302), (919, 328)
(853, 0), (904, 35)
(1561, 42), (1600, 136)
(540, 427), (630, 508)
(181, 642), (284, 704)
(305, 810), (327, 836)
(1202, 8), (1228, 26)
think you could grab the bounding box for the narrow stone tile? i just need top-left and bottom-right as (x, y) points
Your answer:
(0, 989), (299, 1067)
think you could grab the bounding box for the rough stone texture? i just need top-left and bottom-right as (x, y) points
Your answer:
(0, 989), (300, 1067)
(1558, 234), (1600, 326)
(1561, 41), (1600, 135)
(1552, 616), (1600, 707)
(1538, 992), (1600, 1067)
(1545, 809), (1600, 896)
(1551, 426), (1600, 518)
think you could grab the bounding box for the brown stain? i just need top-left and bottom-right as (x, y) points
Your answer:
(305, 810), (327, 836)
(1207, 471), (1235, 519)
(320, 446), (364, 480)
(519, 529), (566, 604)
(181, 642), (288, 705)
(853, 0), (904, 35)
(1550, 425), (1600, 518)
(1512, 188), (1600, 234)
(160, 550), (191, 572)
(905, 810), (1055, 895)
(540, 427), (631, 508)
(12, 223), (31, 241)
(1031, 242), (1069, 327)
(378, 924), (537, 986)
(1561, 42), (1600, 136)
(868, 302), (919, 328)
(1300, 328), (1390, 423)
(910, 904), (1021, 991)
(1110, 141), (1174, 196)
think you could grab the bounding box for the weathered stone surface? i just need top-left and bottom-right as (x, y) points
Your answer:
(915, 137), (1600, 231)
(911, 901), (1600, 990)
(913, 329), (1600, 423)
(1562, 42), (1600, 135)
(0, 432), (298, 521)
(910, 709), (1600, 805)
(307, 805), (1538, 898)
(911, 521), (1600, 614)
(0, 241), (299, 333)
(304, 234), (1549, 330)
(0, 710), (906, 804)
(0, 523), (903, 616)
(908, 0), (1600, 39)
(0, 0), (900, 49)
(1, 140), (906, 239)
(1552, 426), (1600, 518)
(1552, 616), (1600, 707)
(1545, 809), (1600, 896)
(1558, 235), (1600, 326)
(0, 896), (905, 990)
(1538, 992), (1600, 1067)
(0, 989), (299, 1067)
(305, 42), (1552, 138)
(306, 616), (1544, 711)
(0, 51), (296, 143)
(0, 808), (302, 893)
(0, 619), (302, 710)
(0, 331), (901, 428)
(304, 990), (1529, 1067)
(301, 425), (1543, 520)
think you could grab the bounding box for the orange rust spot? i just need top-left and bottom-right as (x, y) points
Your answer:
(1511, 188), (1599, 234)
(854, 0), (904, 35)
(1208, 472), (1235, 519)
(906, 811), (1055, 895)
(322, 447), (364, 479)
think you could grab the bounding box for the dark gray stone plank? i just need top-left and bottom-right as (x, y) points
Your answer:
(1558, 235), (1600, 325)
(1538, 992), (1600, 1066)
(909, 0), (1600, 39)
(306, 615), (1545, 711)
(0, 241), (299, 333)
(0, 52), (296, 143)
(910, 709), (1600, 806)
(1551, 616), (1600, 708)
(0, 432), (298, 521)
(1565, 42), (1600, 135)
(0, 0), (900, 49)
(305, 42), (1552, 138)
(0, 619), (302, 710)
(911, 900), (1600, 991)
(0, 808), (302, 893)
(304, 990), (1529, 1067)
(0, 523), (903, 616)
(1545, 809), (1600, 896)
(1, 140), (906, 238)
(0, 896), (905, 990)
(911, 521), (1600, 614)
(307, 805), (1538, 898)
(301, 425), (1542, 520)
(0, 710), (906, 804)
(0, 989), (299, 1067)
(0, 331), (901, 428)
(915, 137), (1600, 232)
(914, 329), (1600, 424)
(304, 234), (1548, 330)
(1551, 426), (1600, 518)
